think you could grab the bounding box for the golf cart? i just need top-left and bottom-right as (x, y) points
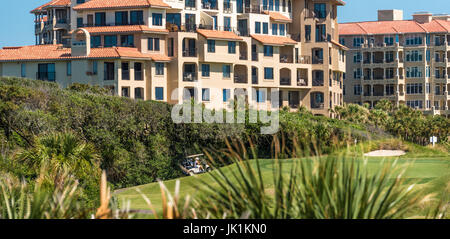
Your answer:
(181, 154), (212, 176)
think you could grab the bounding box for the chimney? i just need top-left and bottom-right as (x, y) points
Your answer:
(378, 10), (404, 21)
(412, 12), (433, 23)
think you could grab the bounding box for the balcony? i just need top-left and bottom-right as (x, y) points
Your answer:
(312, 57), (323, 64)
(36, 72), (56, 82)
(183, 72), (197, 82)
(280, 54), (293, 64)
(297, 78), (308, 86)
(244, 5), (262, 14)
(182, 48), (197, 57)
(312, 78), (324, 86)
(280, 78), (291, 86)
(234, 65), (248, 84)
(223, 2), (232, 13)
(202, 1), (218, 10)
(296, 56), (311, 64)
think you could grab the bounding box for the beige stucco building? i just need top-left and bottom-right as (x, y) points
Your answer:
(340, 10), (450, 116)
(0, 0), (346, 117)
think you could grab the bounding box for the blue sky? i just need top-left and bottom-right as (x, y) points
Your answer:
(0, 0), (449, 48)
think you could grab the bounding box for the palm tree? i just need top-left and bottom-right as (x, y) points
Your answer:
(18, 132), (100, 186)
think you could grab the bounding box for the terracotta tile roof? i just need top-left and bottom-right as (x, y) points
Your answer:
(197, 29), (243, 41)
(70, 25), (169, 34)
(250, 34), (297, 46)
(73, 0), (169, 11)
(0, 45), (170, 62)
(265, 11), (292, 23)
(31, 0), (71, 13)
(339, 19), (450, 35)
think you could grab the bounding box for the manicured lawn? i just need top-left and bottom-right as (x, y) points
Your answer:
(115, 152), (450, 214)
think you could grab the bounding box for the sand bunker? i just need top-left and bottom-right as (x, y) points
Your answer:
(364, 150), (406, 157)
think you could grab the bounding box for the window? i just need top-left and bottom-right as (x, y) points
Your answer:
(256, 90), (266, 103)
(155, 87), (164, 100)
(202, 64), (210, 77)
(406, 83), (423, 94)
(122, 87), (130, 98)
(384, 36), (394, 46)
(223, 65), (231, 78)
(228, 41), (236, 54)
(405, 50), (423, 62)
(66, 62), (71, 76)
(130, 11), (143, 25)
(275, 0), (280, 11)
(305, 25), (311, 41)
(134, 88), (144, 100)
(426, 83), (431, 93)
(255, 22), (261, 34)
(152, 13), (163, 26)
(406, 67), (423, 78)
(122, 62), (130, 80)
(120, 35), (134, 47)
(314, 3), (327, 18)
(202, 88), (210, 101)
(263, 23), (269, 34)
(223, 89), (231, 102)
(76, 0), (85, 4)
(269, 0), (274, 10)
(104, 35), (117, 47)
(37, 63), (56, 81)
(115, 11), (128, 25)
(264, 45), (273, 57)
(224, 17), (231, 31)
(405, 36), (423, 46)
(77, 18), (83, 28)
(272, 24), (278, 35)
(207, 40), (215, 53)
(316, 24), (326, 42)
(353, 52), (361, 63)
(95, 12), (106, 26)
(91, 36), (101, 48)
(264, 67), (274, 79)
(155, 63), (164, 75)
(21, 64), (26, 77)
(134, 63), (143, 81)
(353, 68), (361, 79)
(93, 61), (98, 75)
(339, 37), (345, 45)
(406, 100), (423, 109)
(279, 24), (285, 36)
(353, 37), (364, 47)
(353, 85), (361, 95)
(148, 38), (160, 51)
(104, 62), (114, 80)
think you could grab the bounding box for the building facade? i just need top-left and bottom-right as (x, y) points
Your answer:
(0, 0), (346, 116)
(340, 10), (450, 116)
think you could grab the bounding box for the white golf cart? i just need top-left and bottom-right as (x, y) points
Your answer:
(182, 154), (212, 176)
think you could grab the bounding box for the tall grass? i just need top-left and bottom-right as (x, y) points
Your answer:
(189, 138), (442, 219)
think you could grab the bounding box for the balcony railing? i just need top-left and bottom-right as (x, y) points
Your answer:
(311, 102), (324, 109)
(239, 52), (248, 60)
(373, 59), (384, 64)
(244, 5), (263, 14)
(296, 55), (311, 64)
(297, 78), (308, 86)
(202, 2), (218, 10)
(185, 0), (196, 9)
(36, 72), (56, 82)
(234, 75), (248, 84)
(280, 78), (291, 86)
(312, 57), (323, 64)
(182, 48), (197, 57)
(280, 55), (293, 63)
(183, 73), (197, 82)
(78, 21), (145, 28)
(223, 3), (232, 13)
(312, 78), (324, 86)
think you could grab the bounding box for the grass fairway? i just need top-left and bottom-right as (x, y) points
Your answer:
(115, 146), (450, 214)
